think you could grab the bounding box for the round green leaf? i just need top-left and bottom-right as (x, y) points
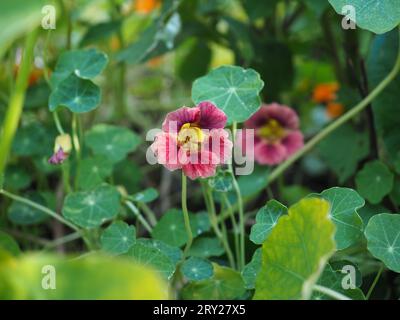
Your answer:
(50, 48), (108, 87)
(254, 198), (336, 300)
(62, 184), (121, 228)
(356, 161), (394, 204)
(137, 238), (182, 265)
(249, 200), (287, 245)
(124, 242), (175, 279)
(130, 188), (159, 203)
(0, 231), (20, 256)
(101, 221), (136, 255)
(4, 166), (31, 190)
(242, 248), (261, 289)
(12, 122), (53, 157)
(85, 124), (141, 163)
(181, 264), (246, 300)
(7, 193), (49, 225)
(188, 237), (224, 258)
(208, 170), (233, 192)
(365, 213), (400, 272)
(328, 0), (400, 34)
(191, 65), (264, 123)
(77, 157), (113, 190)
(318, 187), (365, 250)
(181, 257), (213, 281)
(49, 74), (100, 113)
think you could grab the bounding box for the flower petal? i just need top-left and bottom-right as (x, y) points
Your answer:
(198, 101), (227, 129)
(150, 132), (182, 171)
(204, 128), (233, 164)
(282, 130), (304, 157)
(254, 141), (286, 165)
(162, 106), (200, 133)
(182, 151), (218, 180)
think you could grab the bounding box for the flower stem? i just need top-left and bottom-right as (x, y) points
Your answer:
(0, 30), (38, 177)
(222, 193), (240, 269)
(366, 264), (384, 300)
(181, 173), (193, 258)
(53, 111), (65, 135)
(125, 200), (153, 234)
(313, 285), (351, 300)
(0, 189), (80, 232)
(138, 203), (158, 226)
(72, 113), (81, 160)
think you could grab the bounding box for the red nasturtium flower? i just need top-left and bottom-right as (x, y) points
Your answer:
(243, 103), (304, 165)
(326, 101), (344, 119)
(134, 0), (161, 14)
(312, 82), (339, 104)
(150, 102), (232, 180)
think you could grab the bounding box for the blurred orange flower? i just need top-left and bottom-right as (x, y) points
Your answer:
(14, 65), (43, 87)
(312, 83), (338, 104)
(134, 0), (161, 14)
(326, 102), (344, 119)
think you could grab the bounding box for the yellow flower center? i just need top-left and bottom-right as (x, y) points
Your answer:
(258, 119), (286, 142)
(177, 123), (205, 152)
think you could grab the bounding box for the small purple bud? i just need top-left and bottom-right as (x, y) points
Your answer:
(48, 148), (68, 165)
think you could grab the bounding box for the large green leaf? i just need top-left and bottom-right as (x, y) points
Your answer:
(85, 124), (141, 163)
(50, 49), (108, 88)
(191, 65), (264, 123)
(181, 257), (214, 281)
(188, 237), (224, 258)
(328, 0), (400, 34)
(49, 74), (101, 113)
(181, 264), (246, 300)
(368, 29), (400, 165)
(77, 156), (113, 190)
(100, 221), (136, 255)
(355, 161), (394, 204)
(62, 184), (121, 228)
(365, 213), (400, 272)
(317, 187), (364, 250)
(124, 242), (176, 279)
(249, 200), (287, 245)
(254, 198), (336, 300)
(137, 238), (182, 265)
(0, 252), (167, 299)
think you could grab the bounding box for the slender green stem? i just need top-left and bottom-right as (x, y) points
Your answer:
(229, 121), (246, 270)
(366, 264), (384, 300)
(138, 203), (157, 226)
(0, 189), (80, 232)
(42, 231), (82, 250)
(313, 285), (351, 300)
(222, 193), (240, 269)
(201, 182), (235, 269)
(61, 161), (72, 194)
(0, 30), (38, 177)
(125, 200), (152, 233)
(181, 173), (193, 258)
(268, 28), (400, 185)
(72, 113), (81, 160)
(53, 111), (65, 135)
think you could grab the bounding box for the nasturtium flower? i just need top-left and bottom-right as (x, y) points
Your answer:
(48, 134), (72, 165)
(150, 102), (232, 180)
(243, 103), (304, 165)
(134, 0), (161, 14)
(326, 102), (344, 119)
(312, 82), (338, 104)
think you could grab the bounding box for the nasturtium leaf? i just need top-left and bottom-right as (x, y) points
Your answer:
(328, 0), (400, 34)
(0, 253), (167, 299)
(137, 238), (182, 265)
(191, 65), (264, 123)
(192, 212), (211, 236)
(208, 170), (233, 192)
(62, 184), (121, 229)
(124, 242), (175, 279)
(249, 200), (287, 245)
(188, 237), (224, 258)
(152, 209), (199, 247)
(317, 187), (364, 250)
(100, 221), (136, 255)
(0, 232), (20, 256)
(181, 264), (246, 300)
(368, 30), (400, 165)
(318, 124), (369, 183)
(77, 157), (113, 190)
(181, 257), (214, 281)
(356, 161), (394, 204)
(7, 193), (49, 225)
(330, 260), (362, 288)
(50, 48), (108, 87)
(85, 124), (141, 163)
(242, 248), (261, 289)
(49, 74), (100, 113)
(365, 213), (400, 272)
(312, 265), (365, 300)
(254, 198), (336, 300)
(130, 188), (159, 203)
(4, 166), (31, 190)
(12, 122), (53, 157)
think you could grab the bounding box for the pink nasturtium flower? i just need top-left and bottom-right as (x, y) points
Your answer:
(150, 101), (233, 180)
(242, 103), (304, 165)
(48, 134), (72, 165)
